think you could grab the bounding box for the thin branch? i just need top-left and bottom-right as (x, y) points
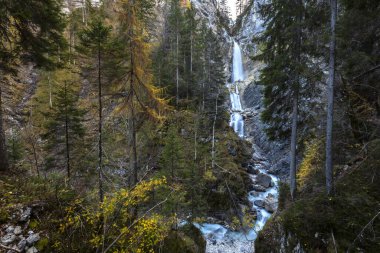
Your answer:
(346, 211), (380, 253)
(353, 64), (380, 80)
(0, 243), (21, 253)
(331, 230), (338, 253)
(103, 194), (172, 253)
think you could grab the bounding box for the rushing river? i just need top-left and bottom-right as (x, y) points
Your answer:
(194, 41), (279, 253)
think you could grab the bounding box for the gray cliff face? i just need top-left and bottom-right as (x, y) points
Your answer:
(227, 0), (291, 180)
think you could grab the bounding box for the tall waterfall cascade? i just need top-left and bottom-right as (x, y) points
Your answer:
(229, 41), (245, 138)
(194, 41), (279, 253)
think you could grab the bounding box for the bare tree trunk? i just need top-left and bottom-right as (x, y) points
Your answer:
(176, 18), (179, 106)
(131, 89), (138, 187)
(98, 44), (104, 202)
(290, 89), (298, 199)
(290, 0), (302, 200)
(48, 73), (53, 108)
(211, 90), (219, 169)
(31, 140), (40, 177)
(64, 82), (71, 179)
(0, 84), (9, 171)
(326, 0), (337, 196)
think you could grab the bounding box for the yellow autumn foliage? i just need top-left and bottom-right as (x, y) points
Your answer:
(297, 139), (323, 189)
(59, 178), (171, 252)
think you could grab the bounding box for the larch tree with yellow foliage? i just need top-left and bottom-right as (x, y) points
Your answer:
(113, 0), (167, 187)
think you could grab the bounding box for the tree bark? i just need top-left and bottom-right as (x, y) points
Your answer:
(290, 0), (303, 200)
(0, 84), (9, 171)
(290, 89), (298, 199)
(64, 82), (71, 179)
(131, 102), (138, 186)
(211, 90), (219, 169)
(326, 0), (337, 196)
(98, 43), (104, 202)
(176, 24), (179, 106)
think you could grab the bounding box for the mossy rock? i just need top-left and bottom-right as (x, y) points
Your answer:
(159, 224), (206, 253)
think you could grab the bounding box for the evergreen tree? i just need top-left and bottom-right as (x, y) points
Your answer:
(42, 79), (86, 179)
(338, 0), (380, 141)
(168, 0), (185, 106)
(256, 0), (327, 198)
(203, 28), (226, 115)
(160, 126), (185, 183)
(0, 0), (66, 171)
(78, 18), (112, 202)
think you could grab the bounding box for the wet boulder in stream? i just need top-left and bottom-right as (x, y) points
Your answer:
(264, 194), (277, 213)
(255, 173), (272, 188)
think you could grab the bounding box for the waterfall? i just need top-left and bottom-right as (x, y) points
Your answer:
(194, 41), (279, 253)
(232, 41), (245, 82)
(229, 41), (245, 138)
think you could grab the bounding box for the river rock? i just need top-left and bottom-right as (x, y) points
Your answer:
(247, 165), (259, 174)
(264, 196), (277, 213)
(251, 184), (266, 192)
(1, 233), (16, 245)
(255, 173), (272, 188)
(254, 200), (264, 208)
(26, 233), (40, 245)
(20, 207), (32, 222)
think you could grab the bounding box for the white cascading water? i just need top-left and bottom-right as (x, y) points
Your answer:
(229, 41), (245, 138)
(232, 41), (245, 82)
(194, 41), (279, 253)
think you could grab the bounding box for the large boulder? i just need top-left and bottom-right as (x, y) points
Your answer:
(255, 173), (272, 188)
(250, 184), (267, 192)
(247, 165), (259, 175)
(263, 195), (277, 213)
(254, 200), (264, 208)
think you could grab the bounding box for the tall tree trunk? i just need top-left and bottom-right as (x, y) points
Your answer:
(131, 103), (138, 186)
(64, 82), (71, 179)
(326, 0), (337, 196)
(98, 45), (104, 202)
(290, 89), (298, 199)
(48, 73), (53, 108)
(130, 44), (138, 187)
(290, 0), (303, 200)
(0, 84), (9, 171)
(176, 27), (179, 106)
(211, 90), (219, 169)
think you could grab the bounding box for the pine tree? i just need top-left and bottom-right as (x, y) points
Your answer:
(203, 28), (226, 115)
(78, 18), (112, 202)
(0, 0), (66, 171)
(160, 126), (185, 183)
(256, 0), (327, 199)
(42, 78), (86, 179)
(338, 0), (380, 140)
(167, 0), (185, 106)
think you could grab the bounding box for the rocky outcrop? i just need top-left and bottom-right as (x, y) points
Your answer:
(0, 205), (44, 253)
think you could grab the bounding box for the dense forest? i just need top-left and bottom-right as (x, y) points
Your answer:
(0, 0), (379, 253)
